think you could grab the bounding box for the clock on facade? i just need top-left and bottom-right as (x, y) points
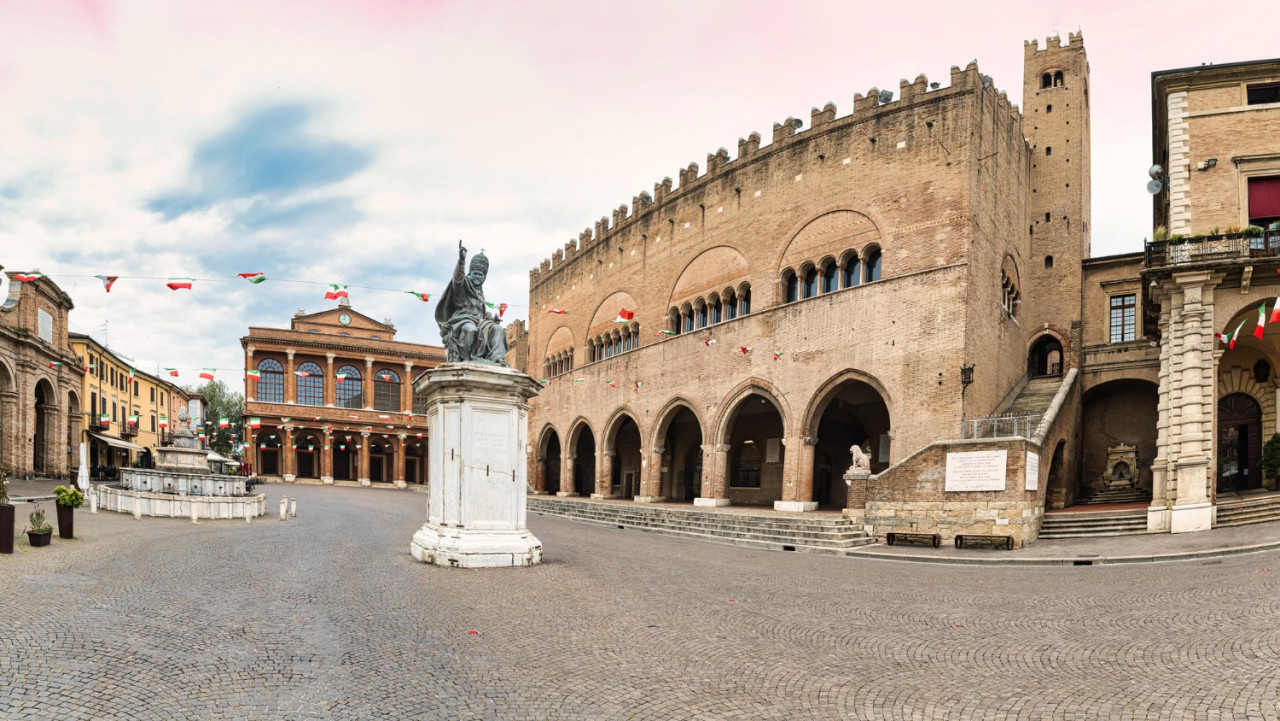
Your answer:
(339, 313), (352, 326)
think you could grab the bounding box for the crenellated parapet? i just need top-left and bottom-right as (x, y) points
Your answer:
(529, 57), (1019, 290)
(1025, 31), (1084, 56)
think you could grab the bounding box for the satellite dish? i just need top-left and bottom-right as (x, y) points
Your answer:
(878, 89), (894, 104)
(1148, 164), (1164, 179)
(1147, 179), (1163, 195)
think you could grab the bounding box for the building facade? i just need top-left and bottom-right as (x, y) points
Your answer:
(519, 37), (1280, 545)
(241, 300), (444, 486)
(68, 333), (203, 474)
(0, 271), (83, 479)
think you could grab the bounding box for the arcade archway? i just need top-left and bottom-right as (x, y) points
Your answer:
(806, 376), (891, 508)
(655, 403), (702, 502)
(719, 391), (786, 506)
(539, 428), (561, 495)
(33, 378), (54, 475)
(571, 423), (596, 497)
(606, 415), (642, 499)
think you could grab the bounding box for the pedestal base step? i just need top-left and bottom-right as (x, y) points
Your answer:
(411, 523), (542, 568)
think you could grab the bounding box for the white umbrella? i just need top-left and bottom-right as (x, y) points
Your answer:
(77, 442), (89, 492)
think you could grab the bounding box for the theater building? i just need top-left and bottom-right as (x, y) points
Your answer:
(241, 299), (444, 486)
(517, 36), (1280, 545)
(0, 271), (82, 479)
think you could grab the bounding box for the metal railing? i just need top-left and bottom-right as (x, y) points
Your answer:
(960, 413), (1041, 440)
(1146, 230), (1280, 268)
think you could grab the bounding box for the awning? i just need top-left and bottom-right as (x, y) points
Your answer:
(88, 432), (145, 452)
(206, 451), (233, 463)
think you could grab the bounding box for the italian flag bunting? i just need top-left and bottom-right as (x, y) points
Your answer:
(95, 275), (118, 292)
(164, 367), (179, 377)
(1256, 303), (1268, 340)
(249, 417), (261, 429)
(48, 361), (63, 367)
(10, 271), (43, 282)
(1271, 298), (1280, 324)
(655, 330), (676, 336)
(1218, 321), (1246, 350)
(704, 338), (717, 347)
(218, 417), (229, 429)
(238, 272), (266, 284)
(200, 368), (216, 380)
(294, 370), (311, 377)
(635, 381), (644, 389)
(99, 413), (110, 425)
(127, 368), (136, 382)
(485, 301), (508, 318)
(772, 351), (784, 361)
(167, 278), (194, 290)
(406, 291), (430, 302)
(613, 309), (635, 324)
(608, 381), (618, 387)
(128, 414), (139, 426)
(159, 415), (168, 428)
(246, 369), (261, 380)
(739, 346), (752, 355)
(325, 284), (349, 300)
(547, 309), (567, 314)
(335, 372), (349, 382)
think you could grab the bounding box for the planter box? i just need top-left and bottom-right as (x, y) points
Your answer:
(27, 530), (52, 547)
(0, 505), (13, 554)
(56, 505), (74, 539)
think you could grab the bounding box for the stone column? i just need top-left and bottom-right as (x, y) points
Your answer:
(635, 446), (663, 502)
(321, 428), (334, 483)
(394, 434), (407, 488)
(0, 391), (17, 475)
(558, 454), (576, 496)
(358, 431), (371, 485)
(532, 453), (546, 494)
(843, 470), (870, 520)
(324, 352), (336, 407)
(285, 349), (296, 403)
(282, 426), (296, 482)
(402, 361), (414, 414)
(1148, 271), (1218, 533)
(695, 443), (731, 507)
(777, 436), (818, 512)
(245, 346), (256, 402)
(593, 450), (614, 499)
(363, 357), (374, 411)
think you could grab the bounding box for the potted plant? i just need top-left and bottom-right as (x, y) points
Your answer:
(53, 485), (84, 539)
(26, 505), (52, 547)
(0, 469), (13, 555)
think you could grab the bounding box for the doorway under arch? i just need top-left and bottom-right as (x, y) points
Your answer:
(295, 431), (323, 479)
(572, 425), (596, 497)
(656, 404), (703, 502)
(1029, 335), (1064, 378)
(608, 416), (642, 499)
(256, 431), (281, 476)
(539, 429), (561, 494)
(807, 377), (892, 508)
(406, 437), (427, 484)
(333, 434), (357, 481)
(719, 391), (786, 506)
(33, 379), (54, 476)
(1218, 393), (1263, 494)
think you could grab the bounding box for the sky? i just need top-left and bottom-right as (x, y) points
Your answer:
(2, 0), (1278, 381)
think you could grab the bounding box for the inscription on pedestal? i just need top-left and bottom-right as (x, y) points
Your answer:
(945, 450), (1007, 492)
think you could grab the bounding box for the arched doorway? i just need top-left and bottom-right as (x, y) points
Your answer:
(333, 434), (357, 481)
(807, 377), (892, 508)
(572, 425), (596, 497)
(257, 431), (281, 476)
(66, 390), (81, 475)
(1218, 393), (1263, 494)
(406, 436), (427, 484)
(540, 429), (561, 494)
(608, 416), (642, 499)
(720, 391), (786, 506)
(1078, 379), (1158, 507)
(369, 436), (393, 482)
(33, 379), (54, 476)
(1029, 335), (1064, 378)
(295, 431), (322, 479)
(655, 403), (702, 502)
(1045, 440), (1066, 504)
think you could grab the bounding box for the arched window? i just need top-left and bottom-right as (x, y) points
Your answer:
(1046, 104), (1052, 114)
(374, 369), (401, 412)
(604, 341), (613, 359)
(738, 285), (751, 315)
(1053, 70), (1063, 87)
(336, 365), (363, 408)
(711, 296), (722, 324)
(669, 308), (681, 335)
(1041, 72), (1052, 89)
(821, 261), (838, 293)
(613, 333), (622, 356)
(296, 362), (324, 406)
(802, 266), (818, 299)
(842, 254), (861, 288)
(724, 290), (738, 320)
(696, 301), (708, 328)
(865, 249), (882, 282)
(784, 270), (799, 303)
(683, 305), (694, 333)
(256, 359), (284, 403)
(623, 331), (632, 352)
(1045, 146), (1052, 156)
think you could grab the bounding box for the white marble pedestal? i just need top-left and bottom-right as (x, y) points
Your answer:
(410, 362), (543, 568)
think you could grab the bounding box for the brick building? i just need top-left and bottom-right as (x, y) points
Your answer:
(516, 37), (1280, 544)
(0, 270), (82, 479)
(241, 299), (444, 486)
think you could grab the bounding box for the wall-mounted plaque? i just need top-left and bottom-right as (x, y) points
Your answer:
(945, 450), (1007, 492)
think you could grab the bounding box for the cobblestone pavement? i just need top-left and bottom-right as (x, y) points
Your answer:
(2, 483), (1278, 720)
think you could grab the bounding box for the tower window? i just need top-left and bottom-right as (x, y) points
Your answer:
(1246, 82), (1280, 106)
(1041, 72), (1052, 89)
(1046, 104), (1052, 113)
(1045, 212), (1051, 222)
(1046, 147), (1052, 156)
(1054, 71), (1064, 87)
(1044, 255), (1054, 269)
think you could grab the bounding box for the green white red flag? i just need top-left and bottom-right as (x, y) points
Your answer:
(1256, 304), (1268, 339)
(48, 361), (62, 367)
(167, 278), (193, 290)
(95, 275), (118, 292)
(406, 291), (430, 302)
(772, 351), (784, 361)
(294, 370), (311, 377)
(655, 330), (676, 336)
(547, 309), (567, 314)
(704, 339), (717, 347)
(9, 271), (43, 282)
(1218, 321), (1246, 350)
(219, 418), (229, 428)
(613, 309), (635, 324)
(200, 368), (216, 380)
(335, 372), (349, 382)
(164, 367), (179, 377)
(246, 369), (261, 380)
(249, 417), (261, 429)
(238, 272), (266, 284)
(325, 284), (349, 300)
(159, 415), (168, 428)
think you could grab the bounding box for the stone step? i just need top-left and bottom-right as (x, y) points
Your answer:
(527, 501), (855, 531)
(1042, 509), (1147, 522)
(1038, 508), (1149, 539)
(539, 509), (865, 543)
(1215, 513), (1280, 528)
(1216, 494), (1280, 510)
(533, 512), (874, 550)
(1037, 528), (1152, 539)
(1077, 492), (1150, 505)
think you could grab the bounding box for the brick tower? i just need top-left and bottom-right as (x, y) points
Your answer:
(1023, 32), (1091, 365)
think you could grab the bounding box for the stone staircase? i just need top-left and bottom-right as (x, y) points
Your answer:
(1077, 487), (1150, 505)
(1038, 507), (1151, 539)
(965, 377), (1062, 439)
(1005, 376), (1063, 418)
(1215, 492), (1280, 527)
(527, 497), (876, 555)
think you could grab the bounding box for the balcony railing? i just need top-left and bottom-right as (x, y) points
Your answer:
(1145, 230), (1280, 269)
(960, 412), (1042, 440)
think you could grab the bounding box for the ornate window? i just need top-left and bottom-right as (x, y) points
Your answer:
(865, 248), (882, 282)
(821, 260), (838, 293)
(784, 270), (799, 303)
(738, 285), (751, 315)
(843, 254), (861, 287)
(296, 362), (324, 406)
(669, 308), (681, 335)
(710, 295), (722, 324)
(256, 359), (284, 403)
(724, 290), (737, 320)
(802, 266), (818, 299)
(374, 369), (401, 412)
(683, 305), (694, 333)
(696, 300), (708, 328)
(336, 365), (363, 408)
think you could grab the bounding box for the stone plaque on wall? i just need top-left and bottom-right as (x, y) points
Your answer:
(1025, 451), (1040, 491)
(945, 450), (1007, 492)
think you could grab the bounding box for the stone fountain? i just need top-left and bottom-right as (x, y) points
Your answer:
(97, 408), (266, 519)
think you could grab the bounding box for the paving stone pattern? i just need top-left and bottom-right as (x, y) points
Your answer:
(2, 483), (1278, 720)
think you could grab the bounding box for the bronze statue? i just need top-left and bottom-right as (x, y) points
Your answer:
(436, 241), (508, 365)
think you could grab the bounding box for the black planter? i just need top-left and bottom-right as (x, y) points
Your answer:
(0, 505), (14, 554)
(27, 530), (52, 547)
(56, 505), (74, 540)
